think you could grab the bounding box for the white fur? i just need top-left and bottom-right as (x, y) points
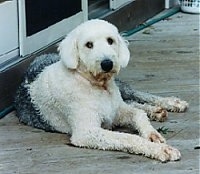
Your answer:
(29, 19), (181, 162)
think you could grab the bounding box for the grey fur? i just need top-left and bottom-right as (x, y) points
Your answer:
(15, 54), (60, 132)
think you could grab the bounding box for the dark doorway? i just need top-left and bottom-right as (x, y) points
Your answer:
(25, 0), (82, 36)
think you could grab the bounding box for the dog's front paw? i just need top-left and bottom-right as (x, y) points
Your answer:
(148, 131), (166, 143)
(160, 97), (189, 112)
(156, 145), (181, 162)
(142, 130), (166, 144)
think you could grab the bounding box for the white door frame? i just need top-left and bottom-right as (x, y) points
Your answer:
(0, 0), (19, 64)
(109, 0), (133, 10)
(18, 0), (88, 56)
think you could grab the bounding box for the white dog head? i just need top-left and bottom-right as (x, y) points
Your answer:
(58, 19), (130, 85)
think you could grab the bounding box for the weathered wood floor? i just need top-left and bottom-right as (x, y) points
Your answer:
(0, 12), (199, 174)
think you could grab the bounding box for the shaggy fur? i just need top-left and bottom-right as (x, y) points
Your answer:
(15, 19), (188, 162)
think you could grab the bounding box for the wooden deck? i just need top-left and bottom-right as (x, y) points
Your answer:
(0, 12), (199, 174)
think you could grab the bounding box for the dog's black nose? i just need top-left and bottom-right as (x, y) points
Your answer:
(101, 59), (113, 72)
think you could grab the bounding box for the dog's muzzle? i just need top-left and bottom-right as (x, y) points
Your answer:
(101, 59), (113, 72)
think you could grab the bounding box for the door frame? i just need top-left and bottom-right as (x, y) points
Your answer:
(0, 0), (19, 64)
(18, 0), (88, 56)
(109, 0), (133, 10)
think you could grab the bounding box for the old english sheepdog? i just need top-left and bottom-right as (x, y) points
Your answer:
(15, 19), (188, 162)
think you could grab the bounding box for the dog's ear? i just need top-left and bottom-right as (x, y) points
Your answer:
(58, 30), (79, 69)
(118, 35), (130, 68)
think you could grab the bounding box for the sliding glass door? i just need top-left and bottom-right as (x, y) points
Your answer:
(18, 0), (87, 56)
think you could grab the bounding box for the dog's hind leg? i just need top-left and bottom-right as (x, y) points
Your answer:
(116, 79), (188, 112)
(129, 102), (168, 122)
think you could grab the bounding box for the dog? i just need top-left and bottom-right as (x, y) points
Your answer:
(15, 19), (188, 162)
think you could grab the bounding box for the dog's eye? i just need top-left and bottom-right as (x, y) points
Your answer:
(85, 41), (93, 49)
(107, 37), (114, 45)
